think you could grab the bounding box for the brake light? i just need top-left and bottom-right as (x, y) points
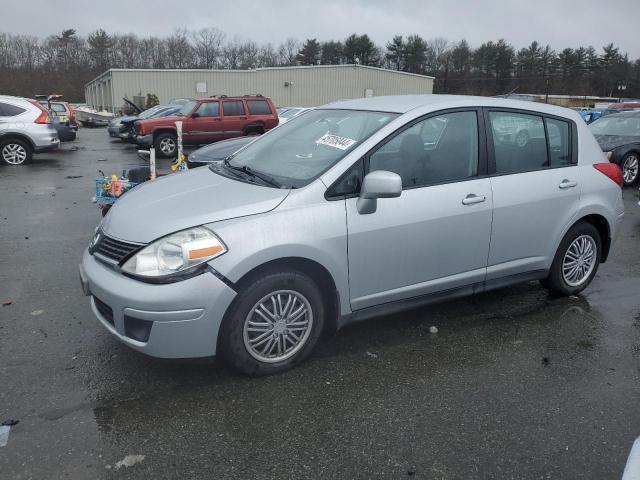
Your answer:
(65, 102), (75, 121)
(29, 100), (50, 124)
(594, 163), (623, 188)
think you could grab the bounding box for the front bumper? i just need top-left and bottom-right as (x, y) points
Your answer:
(107, 125), (122, 137)
(135, 134), (153, 147)
(79, 249), (236, 358)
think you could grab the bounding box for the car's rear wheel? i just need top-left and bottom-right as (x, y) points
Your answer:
(541, 222), (601, 296)
(1, 138), (32, 165)
(154, 132), (177, 158)
(220, 270), (325, 375)
(621, 153), (639, 185)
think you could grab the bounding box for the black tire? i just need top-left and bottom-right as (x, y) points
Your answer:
(220, 270), (325, 376)
(245, 127), (264, 136)
(0, 138), (32, 165)
(154, 132), (177, 158)
(541, 222), (601, 296)
(621, 152), (639, 186)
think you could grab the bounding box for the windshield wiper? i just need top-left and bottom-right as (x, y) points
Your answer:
(223, 159), (282, 188)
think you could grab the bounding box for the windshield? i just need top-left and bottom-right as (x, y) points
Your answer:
(177, 100), (197, 116)
(223, 109), (398, 188)
(590, 115), (640, 137)
(138, 106), (164, 119)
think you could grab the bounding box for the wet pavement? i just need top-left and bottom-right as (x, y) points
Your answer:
(1, 129), (639, 479)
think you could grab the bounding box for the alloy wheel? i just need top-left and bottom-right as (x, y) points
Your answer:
(243, 290), (313, 363)
(562, 235), (597, 287)
(159, 138), (176, 155)
(2, 143), (27, 165)
(622, 154), (639, 184)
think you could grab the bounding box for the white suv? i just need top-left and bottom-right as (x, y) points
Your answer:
(0, 95), (60, 165)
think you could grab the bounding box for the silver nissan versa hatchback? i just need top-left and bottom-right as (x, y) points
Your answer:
(80, 95), (625, 375)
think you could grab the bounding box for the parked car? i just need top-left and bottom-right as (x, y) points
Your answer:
(278, 107), (312, 124)
(36, 95), (78, 142)
(187, 136), (256, 167)
(0, 95), (59, 165)
(118, 104), (186, 143)
(578, 110), (602, 124)
(589, 111), (640, 185)
(80, 95), (624, 375)
(108, 98), (190, 139)
(133, 95), (279, 158)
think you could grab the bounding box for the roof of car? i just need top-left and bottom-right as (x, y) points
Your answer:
(320, 94), (580, 119)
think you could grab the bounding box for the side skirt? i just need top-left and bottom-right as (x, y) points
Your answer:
(337, 269), (548, 330)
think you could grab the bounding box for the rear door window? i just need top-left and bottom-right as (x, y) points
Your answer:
(489, 112), (548, 174)
(247, 100), (272, 115)
(488, 111), (575, 174)
(222, 101), (245, 116)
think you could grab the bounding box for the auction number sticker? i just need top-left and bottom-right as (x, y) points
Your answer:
(316, 133), (357, 150)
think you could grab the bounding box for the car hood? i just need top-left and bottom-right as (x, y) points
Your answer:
(101, 167), (290, 243)
(594, 134), (640, 151)
(136, 114), (184, 127)
(110, 115), (137, 126)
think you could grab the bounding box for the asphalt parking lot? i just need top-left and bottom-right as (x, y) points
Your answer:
(1, 128), (640, 479)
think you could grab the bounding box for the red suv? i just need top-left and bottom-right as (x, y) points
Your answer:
(134, 95), (279, 158)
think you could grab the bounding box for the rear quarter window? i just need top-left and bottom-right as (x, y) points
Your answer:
(0, 102), (27, 117)
(247, 100), (272, 115)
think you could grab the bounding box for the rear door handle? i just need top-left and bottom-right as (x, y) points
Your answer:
(462, 194), (486, 205)
(559, 179), (578, 189)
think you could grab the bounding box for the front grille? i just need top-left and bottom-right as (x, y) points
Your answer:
(95, 234), (143, 263)
(93, 296), (114, 326)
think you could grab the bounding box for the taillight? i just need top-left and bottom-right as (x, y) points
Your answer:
(65, 102), (75, 121)
(594, 163), (623, 188)
(29, 100), (50, 124)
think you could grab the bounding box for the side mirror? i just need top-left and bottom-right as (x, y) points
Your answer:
(356, 170), (402, 214)
(191, 112), (200, 118)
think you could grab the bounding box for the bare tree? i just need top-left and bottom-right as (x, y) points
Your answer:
(278, 38), (300, 66)
(192, 27), (225, 68)
(166, 29), (193, 69)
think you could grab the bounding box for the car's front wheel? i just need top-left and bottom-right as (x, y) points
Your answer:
(621, 152), (639, 186)
(541, 222), (601, 296)
(154, 132), (177, 158)
(220, 270), (325, 375)
(1, 138), (32, 165)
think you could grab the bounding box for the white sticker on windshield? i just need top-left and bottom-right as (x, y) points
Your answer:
(315, 133), (357, 150)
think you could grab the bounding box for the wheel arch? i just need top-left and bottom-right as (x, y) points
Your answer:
(152, 128), (177, 141)
(574, 213), (611, 262)
(243, 122), (265, 135)
(227, 256), (341, 335)
(0, 132), (35, 150)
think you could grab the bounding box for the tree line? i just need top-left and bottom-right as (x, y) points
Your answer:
(0, 28), (638, 102)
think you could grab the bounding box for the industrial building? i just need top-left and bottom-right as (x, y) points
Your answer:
(84, 65), (435, 113)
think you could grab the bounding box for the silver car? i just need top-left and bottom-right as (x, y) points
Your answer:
(0, 95), (60, 165)
(80, 95), (625, 375)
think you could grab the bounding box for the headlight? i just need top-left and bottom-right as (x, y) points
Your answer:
(121, 226), (226, 279)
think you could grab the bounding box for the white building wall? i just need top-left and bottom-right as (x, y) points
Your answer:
(85, 65), (434, 113)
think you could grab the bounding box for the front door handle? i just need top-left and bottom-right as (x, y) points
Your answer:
(462, 194), (486, 205)
(559, 179), (578, 189)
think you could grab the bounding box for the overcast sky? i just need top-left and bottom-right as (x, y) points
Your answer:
(5, 0), (640, 57)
